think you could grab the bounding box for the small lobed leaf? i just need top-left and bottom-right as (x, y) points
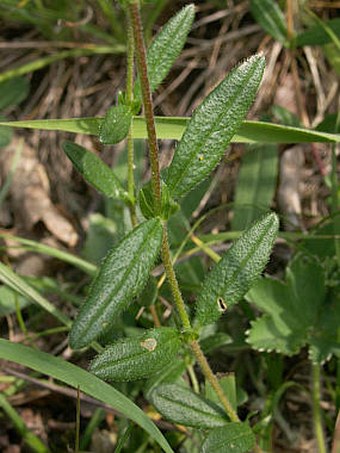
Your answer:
(62, 141), (128, 201)
(246, 253), (336, 362)
(69, 218), (163, 349)
(149, 384), (229, 428)
(90, 327), (181, 382)
(195, 213), (279, 326)
(166, 54), (265, 200)
(250, 0), (288, 46)
(99, 104), (132, 145)
(134, 4), (195, 99)
(201, 423), (255, 453)
(246, 314), (305, 356)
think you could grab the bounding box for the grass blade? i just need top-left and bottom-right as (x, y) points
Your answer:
(0, 262), (71, 327)
(0, 339), (174, 453)
(2, 117), (339, 143)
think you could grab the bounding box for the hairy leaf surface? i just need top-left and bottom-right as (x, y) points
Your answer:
(196, 213), (279, 326)
(90, 328), (181, 381)
(62, 141), (128, 200)
(134, 4), (195, 99)
(150, 384), (228, 428)
(201, 423), (255, 453)
(69, 219), (163, 349)
(99, 105), (132, 145)
(166, 54), (265, 199)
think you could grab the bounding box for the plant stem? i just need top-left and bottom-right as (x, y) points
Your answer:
(190, 339), (240, 422)
(126, 9), (137, 227)
(161, 223), (191, 331)
(129, 0), (162, 214)
(129, 0), (240, 426)
(312, 363), (327, 453)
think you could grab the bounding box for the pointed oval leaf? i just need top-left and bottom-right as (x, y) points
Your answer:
(166, 54), (265, 200)
(250, 0), (288, 46)
(62, 141), (128, 201)
(201, 423), (255, 453)
(99, 105), (132, 145)
(134, 4), (195, 100)
(196, 213), (279, 326)
(90, 327), (181, 382)
(150, 384), (229, 428)
(69, 219), (163, 349)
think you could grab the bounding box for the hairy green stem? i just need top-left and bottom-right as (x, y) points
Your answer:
(312, 363), (327, 453)
(126, 9), (137, 227)
(161, 223), (191, 331)
(129, 0), (162, 214)
(129, 0), (240, 426)
(190, 339), (240, 422)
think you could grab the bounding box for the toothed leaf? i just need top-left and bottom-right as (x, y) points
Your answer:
(246, 253), (339, 363)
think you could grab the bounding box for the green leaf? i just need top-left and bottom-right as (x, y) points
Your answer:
(0, 392), (49, 453)
(196, 213), (279, 326)
(0, 120), (12, 147)
(165, 54), (265, 200)
(0, 339), (174, 453)
(150, 384), (229, 428)
(144, 359), (187, 400)
(0, 47), (124, 84)
(134, 4), (195, 99)
(0, 77), (30, 110)
(201, 423), (255, 453)
(205, 374), (237, 412)
(232, 144), (278, 230)
(99, 105), (132, 145)
(0, 286), (30, 317)
(246, 253), (339, 363)
(139, 180), (179, 220)
(90, 327), (181, 382)
(69, 219), (163, 349)
(62, 141), (128, 201)
(296, 18), (340, 47)
(2, 117), (340, 143)
(250, 0), (288, 46)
